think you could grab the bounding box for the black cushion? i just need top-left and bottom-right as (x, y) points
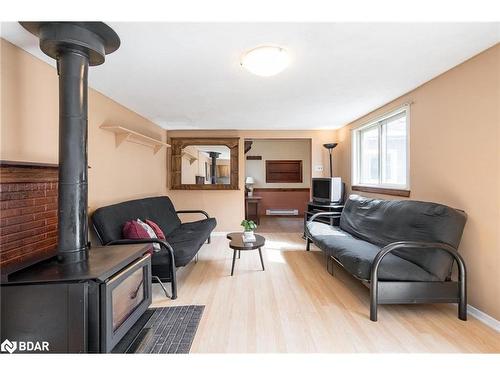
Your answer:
(167, 218), (217, 266)
(339, 195), (467, 280)
(306, 221), (438, 281)
(92, 196), (182, 244)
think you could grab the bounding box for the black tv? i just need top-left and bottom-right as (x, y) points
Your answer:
(312, 177), (343, 204)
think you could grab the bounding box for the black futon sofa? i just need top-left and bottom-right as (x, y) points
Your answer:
(305, 194), (467, 321)
(92, 196), (216, 299)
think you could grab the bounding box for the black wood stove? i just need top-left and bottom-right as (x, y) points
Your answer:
(1, 245), (152, 353)
(0, 22), (152, 353)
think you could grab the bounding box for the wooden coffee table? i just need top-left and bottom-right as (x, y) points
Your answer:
(226, 232), (265, 276)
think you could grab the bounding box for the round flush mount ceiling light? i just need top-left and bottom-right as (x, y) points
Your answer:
(240, 46), (290, 77)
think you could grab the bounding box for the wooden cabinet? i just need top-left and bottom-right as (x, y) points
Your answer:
(265, 160), (302, 183)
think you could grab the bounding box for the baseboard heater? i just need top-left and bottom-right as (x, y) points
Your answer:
(266, 209), (299, 216)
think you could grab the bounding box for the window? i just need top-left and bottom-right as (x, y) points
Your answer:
(352, 106), (409, 192)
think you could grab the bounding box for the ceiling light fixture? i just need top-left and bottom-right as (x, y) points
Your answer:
(240, 46), (289, 77)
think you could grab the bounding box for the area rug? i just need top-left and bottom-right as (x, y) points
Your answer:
(113, 305), (205, 354)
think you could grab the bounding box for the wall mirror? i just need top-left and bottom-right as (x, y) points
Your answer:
(170, 138), (239, 190)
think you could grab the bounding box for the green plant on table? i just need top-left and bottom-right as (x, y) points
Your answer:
(241, 219), (257, 232)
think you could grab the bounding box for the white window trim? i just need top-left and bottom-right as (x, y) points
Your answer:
(351, 104), (410, 191)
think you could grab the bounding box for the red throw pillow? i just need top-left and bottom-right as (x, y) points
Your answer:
(123, 220), (150, 239)
(146, 219), (166, 240)
(122, 220), (155, 254)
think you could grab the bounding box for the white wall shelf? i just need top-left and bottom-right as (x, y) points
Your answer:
(181, 150), (198, 165)
(100, 125), (170, 155)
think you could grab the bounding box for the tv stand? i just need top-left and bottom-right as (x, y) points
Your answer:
(303, 201), (344, 238)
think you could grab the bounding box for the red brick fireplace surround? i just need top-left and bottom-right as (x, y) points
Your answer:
(0, 161), (59, 273)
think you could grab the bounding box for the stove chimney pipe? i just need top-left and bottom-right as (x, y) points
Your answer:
(20, 22), (120, 263)
(208, 152), (221, 184)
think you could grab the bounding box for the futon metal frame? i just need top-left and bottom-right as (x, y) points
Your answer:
(305, 212), (467, 322)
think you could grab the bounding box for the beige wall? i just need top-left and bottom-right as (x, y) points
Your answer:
(0, 38), (167, 217)
(246, 139), (311, 188)
(333, 44), (500, 320)
(167, 130), (335, 231)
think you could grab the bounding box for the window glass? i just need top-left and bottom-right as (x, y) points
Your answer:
(359, 126), (379, 185)
(382, 113), (407, 185)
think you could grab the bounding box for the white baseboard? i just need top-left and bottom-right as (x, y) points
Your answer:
(467, 305), (500, 332)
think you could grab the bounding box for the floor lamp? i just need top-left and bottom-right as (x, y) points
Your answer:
(323, 143), (338, 177)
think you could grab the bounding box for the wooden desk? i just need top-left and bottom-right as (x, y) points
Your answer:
(245, 196), (262, 224)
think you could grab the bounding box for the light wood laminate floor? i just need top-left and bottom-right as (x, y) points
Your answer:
(255, 216), (304, 233)
(151, 233), (500, 353)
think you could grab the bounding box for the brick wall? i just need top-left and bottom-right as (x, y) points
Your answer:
(0, 162), (58, 270)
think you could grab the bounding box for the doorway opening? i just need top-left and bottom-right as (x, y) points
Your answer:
(243, 138), (312, 233)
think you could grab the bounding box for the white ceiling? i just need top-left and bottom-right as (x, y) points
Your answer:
(1, 22), (499, 130)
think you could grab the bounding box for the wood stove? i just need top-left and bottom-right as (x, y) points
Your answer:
(1, 245), (152, 352)
(0, 22), (152, 353)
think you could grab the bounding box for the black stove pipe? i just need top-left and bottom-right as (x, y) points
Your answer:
(20, 22), (120, 263)
(208, 152), (221, 184)
(56, 50), (90, 263)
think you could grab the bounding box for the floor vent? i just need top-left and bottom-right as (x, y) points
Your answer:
(266, 209), (299, 216)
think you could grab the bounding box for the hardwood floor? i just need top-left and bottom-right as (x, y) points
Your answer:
(151, 233), (500, 353)
(255, 216), (304, 233)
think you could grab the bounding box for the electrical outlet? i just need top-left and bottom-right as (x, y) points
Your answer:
(314, 165), (324, 172)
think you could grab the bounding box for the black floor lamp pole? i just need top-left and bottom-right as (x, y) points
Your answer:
(328, 149), (333, 178)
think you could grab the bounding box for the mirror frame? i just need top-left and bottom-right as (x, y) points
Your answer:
(170, 137), (240, 190)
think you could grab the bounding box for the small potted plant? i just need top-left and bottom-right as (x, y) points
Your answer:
(241, 219), (257, 242)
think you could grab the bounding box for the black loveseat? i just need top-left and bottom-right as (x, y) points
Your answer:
(92, 196), (216, 299)
(305, 194), (467, 321)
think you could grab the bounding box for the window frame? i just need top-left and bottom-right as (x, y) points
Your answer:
(351, 105), (410, 192)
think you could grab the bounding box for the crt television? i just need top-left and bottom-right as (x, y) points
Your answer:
(312, 177), (343, 204)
